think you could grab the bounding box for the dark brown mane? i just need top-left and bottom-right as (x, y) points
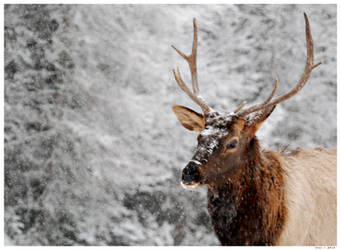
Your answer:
(207, 137), (287, 245)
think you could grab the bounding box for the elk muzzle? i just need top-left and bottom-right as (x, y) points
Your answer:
(182, 160), (201, 186)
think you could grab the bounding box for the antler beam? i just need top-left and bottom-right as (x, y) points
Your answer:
(237, 13), (322, 117)
(172, 18), (211, 114)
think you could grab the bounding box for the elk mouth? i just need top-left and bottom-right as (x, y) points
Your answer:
(181, 181), (201, 189)
(181, 176), (203, 189)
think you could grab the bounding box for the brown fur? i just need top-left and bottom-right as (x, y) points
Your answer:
(207, 137), (287, 245)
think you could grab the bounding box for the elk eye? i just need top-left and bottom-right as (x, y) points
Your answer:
(226, 139), (238, 149)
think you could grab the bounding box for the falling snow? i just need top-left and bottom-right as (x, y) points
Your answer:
(4, 4), (336, 246)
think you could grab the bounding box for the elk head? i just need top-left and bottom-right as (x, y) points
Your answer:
(171, 14), (321, 189)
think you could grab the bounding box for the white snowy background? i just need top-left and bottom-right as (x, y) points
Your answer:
(4, 4), (336, 246)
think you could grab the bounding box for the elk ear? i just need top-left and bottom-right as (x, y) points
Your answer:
(172, 105), (205, 132)
(246, 105), (276, 135)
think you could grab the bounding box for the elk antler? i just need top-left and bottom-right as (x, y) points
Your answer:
(172, 18), (211, 114)
(237, 13), (322, 117)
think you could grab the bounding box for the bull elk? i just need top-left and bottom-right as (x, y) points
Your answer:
(171, 14), (336, 246)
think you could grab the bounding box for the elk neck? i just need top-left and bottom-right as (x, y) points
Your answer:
(206, 137), (287, 246)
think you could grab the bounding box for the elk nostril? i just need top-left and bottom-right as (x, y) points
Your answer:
(182, 162), (200, 184)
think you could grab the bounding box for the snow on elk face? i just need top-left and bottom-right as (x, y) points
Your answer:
(175, 109), (258, 188)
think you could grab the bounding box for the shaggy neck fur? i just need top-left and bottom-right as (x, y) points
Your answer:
(207, 137), (287, 246)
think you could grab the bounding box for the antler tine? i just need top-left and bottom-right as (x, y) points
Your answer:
(238, 13), (322, 117)
(263, 78), (279, 105)
(171, 18), (211, 114)
(173, 67), (211, 114)
(234, 101), (247, 113)
(235, 78), (278, 114)
(171, 18), (199, 95)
